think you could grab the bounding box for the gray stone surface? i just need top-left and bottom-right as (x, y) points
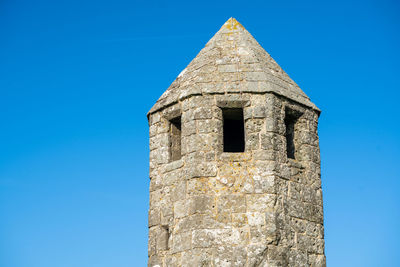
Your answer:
(147, 18), (325, 267)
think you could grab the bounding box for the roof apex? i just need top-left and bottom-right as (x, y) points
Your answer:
(148, 18), (318, 115)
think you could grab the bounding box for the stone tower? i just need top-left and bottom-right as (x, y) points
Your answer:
(147, 18), (325, 267)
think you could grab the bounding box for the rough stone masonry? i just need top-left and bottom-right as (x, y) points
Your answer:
(147, 18), (326, 267)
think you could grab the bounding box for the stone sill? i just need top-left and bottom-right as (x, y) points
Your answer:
(287, 158), (304, 169)
(163, 159), (184, 173)
(218, 152), (251, 162)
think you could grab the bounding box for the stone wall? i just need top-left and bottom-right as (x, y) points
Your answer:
(148, 92), (325, 267)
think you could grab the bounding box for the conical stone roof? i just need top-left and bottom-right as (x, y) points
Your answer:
(148, 18), (318, 115)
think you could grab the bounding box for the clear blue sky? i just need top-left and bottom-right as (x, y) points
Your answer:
(1, 0), (399, 266)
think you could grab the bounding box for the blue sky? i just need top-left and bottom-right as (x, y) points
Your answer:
(1, 0), (399, 266)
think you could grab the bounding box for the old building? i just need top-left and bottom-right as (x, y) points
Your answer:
(147, 18), (325, 267)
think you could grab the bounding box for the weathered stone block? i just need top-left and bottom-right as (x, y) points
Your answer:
(217, 195), (246, 213)
(182, 120), (196, 136)
(148, 208), (160, 227)
(189, 195), (215, 215)
(165, 254), (181, 267)
(306, 222), (324, 238)
(192, 229), (230, 248)
(260, 132), (280, 151)
(247, 244), (268, 267)
(218, 64), (237, 72)
(194, 107), (213, 119)
(175, 214), (227, 233)
(291, 217), (307, 233)
(174, 199), (190, 219)
(297, 234), (325, 254)
(245, 71), (268, 81)
(246, 118), (264, 133)
(187, 177), (210, 195)
(148, 254), (162, 267)
(253, 150), (276, 161)
(171, 231), (191, 253)
(247, 194), (275, 212)
(246, 133), (259, 150)
(304, 203), (323, 223)
(232, 246), (247, 267)
(288, 249), (308, 267)
(153, 147), (169, 165)
(308, 254), (326, 267)
(163, 169), (182, 186)
(288, 198), (305, 218)
(253, 105), (266, 118)
(148, 227), (157, 256)
(149, 174), (163, 192)
(149, 226), (169, 252)
(232, 213), (247, 227)
(197, 119), (221, 134)
(188, 162), (217, 178)
(170, 181), (186, 202)
(240, 81), (259, 92)
(266, 245), (289, 266)
(181, 248), (212, 267)
(247, 212), (266, 226)
(254, 175), (275, 194)
(243, 107), (252, 120)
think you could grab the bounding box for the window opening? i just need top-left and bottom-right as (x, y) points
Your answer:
(284, 108), (301, 159)
(169, 116), (181, 161)
(222, 108), (245, 152)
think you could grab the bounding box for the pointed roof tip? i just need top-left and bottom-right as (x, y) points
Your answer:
(221, 17), (245, 31)
(225, 17), (238, 23)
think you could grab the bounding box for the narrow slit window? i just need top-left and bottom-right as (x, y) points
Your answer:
(169, 116), (181, 161)
(284, 109), (300, 159)
(222, 108), (245, 152)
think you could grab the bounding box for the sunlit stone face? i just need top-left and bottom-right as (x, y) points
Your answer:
(147, 18), (325, 267)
